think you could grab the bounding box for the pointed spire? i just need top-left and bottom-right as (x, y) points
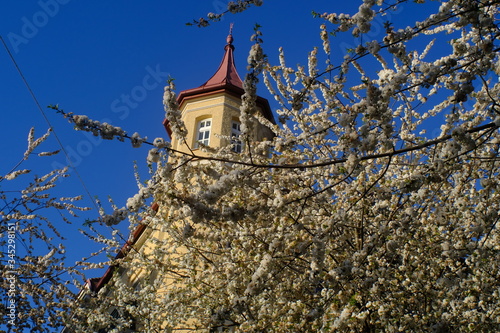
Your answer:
(226, 23), (234, 45)
(199, 23), (243, 89)
(170, 27), (275, 130)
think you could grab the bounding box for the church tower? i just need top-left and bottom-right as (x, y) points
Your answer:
(163, 31), (275, 155)
(82, 32), (276, 296)
(66, 32), (276, 333)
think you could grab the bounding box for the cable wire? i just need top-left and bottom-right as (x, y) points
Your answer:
(0, 34), (100, 213)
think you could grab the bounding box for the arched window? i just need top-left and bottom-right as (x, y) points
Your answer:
(195, 118), (211, 148)
(231, 120), (242, 153)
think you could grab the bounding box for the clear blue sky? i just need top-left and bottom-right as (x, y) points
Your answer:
(1, 0), (432, 291)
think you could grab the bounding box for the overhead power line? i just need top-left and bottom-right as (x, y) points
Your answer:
(0, 34), (100, 213)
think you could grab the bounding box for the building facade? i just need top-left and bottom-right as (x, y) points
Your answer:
(66, 32), (275, 333)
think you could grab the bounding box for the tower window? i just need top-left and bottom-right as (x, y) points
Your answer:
(110, 309), (120, 319)
(195, 119), (211, 148)
(231, 121), (242, 153)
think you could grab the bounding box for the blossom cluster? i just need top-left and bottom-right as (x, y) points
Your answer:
(53, 106), (150, 149)
(163, 81), (187, 143)
(72, 115), (127, 141)
(1, 128), (91, 332)
(189, 0), (263, 27)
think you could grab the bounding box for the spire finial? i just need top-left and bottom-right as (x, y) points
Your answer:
(226, 23), (234, 45)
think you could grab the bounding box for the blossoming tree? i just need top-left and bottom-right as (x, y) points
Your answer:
(0, 128), (90, 332)
(63, 0), (500, 331)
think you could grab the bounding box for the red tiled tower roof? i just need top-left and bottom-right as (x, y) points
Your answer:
(164, 32), (275, 137)
(199, 33), (243, 90)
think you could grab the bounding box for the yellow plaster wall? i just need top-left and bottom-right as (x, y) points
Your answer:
(171, 91), (273, 156)
(109, 89), (273, 331)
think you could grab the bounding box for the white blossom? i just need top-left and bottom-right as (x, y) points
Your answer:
(61, 1), (500, 332)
